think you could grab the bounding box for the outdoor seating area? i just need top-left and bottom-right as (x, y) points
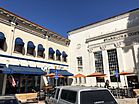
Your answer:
(15, 93), (38, 103)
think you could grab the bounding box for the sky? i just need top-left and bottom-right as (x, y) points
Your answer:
(1, 0), (139, 38)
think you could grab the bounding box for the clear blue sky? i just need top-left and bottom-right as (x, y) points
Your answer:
(1, 0), (139, 38)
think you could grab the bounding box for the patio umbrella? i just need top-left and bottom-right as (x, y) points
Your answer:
(47, 74), (65, 78)
(87, 72), (106, 87)
(57, 74), (65, 78)
(46, 73), (55, 77)
(119, 71), (134, 75)
(86, 72), (106, 77)
(119, 71), (134, 87)
(73, 73), (86, 86)
(74, 73), (86, 78)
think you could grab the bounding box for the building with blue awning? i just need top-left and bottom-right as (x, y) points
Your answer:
(0, 8), (70, 95)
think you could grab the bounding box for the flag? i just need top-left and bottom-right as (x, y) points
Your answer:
(9, 75), (16, 87)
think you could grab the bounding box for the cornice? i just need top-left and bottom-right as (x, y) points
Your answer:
(86, 25), (139, 43)
(0, 7), (70, 46)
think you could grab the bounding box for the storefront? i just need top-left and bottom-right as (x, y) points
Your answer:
(5, 74), (41, 94)
(0, 64), (45, 95)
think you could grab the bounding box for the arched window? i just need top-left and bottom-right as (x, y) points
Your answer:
(27, 41), (35, 56)
(0, 32), (6, 50)
(48, 47), (55, 60)
(37, 44), (45, 58)
(62, 51), (68, 62)
(14, 37), (24, 54)
(56, 49), (61, 61)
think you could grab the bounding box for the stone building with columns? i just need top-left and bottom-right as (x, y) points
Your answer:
(0, 8), (71, 95)
(68, 8), (139, 88)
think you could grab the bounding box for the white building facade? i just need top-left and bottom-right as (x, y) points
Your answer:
(68, 8), (139, 88)
(0, 8), (70, 95)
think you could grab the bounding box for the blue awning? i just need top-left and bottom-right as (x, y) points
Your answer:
(0, 68), (12, 74)
(27, 41), (35, 49)
(50, 69), (73, 76)
(38, 44), (45, 51)
(15, 37), (24, 45)
(8, 65), (46, 75)
(49, 48), (55, 54)
(56, 50), (61, 55)
(0, 32), (5, 40)
(62, 51), (68, 57)
(0, 64), (12, 74)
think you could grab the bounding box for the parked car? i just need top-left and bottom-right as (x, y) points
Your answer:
(45, 86), (118, 104)
(0, 95), (20, 104)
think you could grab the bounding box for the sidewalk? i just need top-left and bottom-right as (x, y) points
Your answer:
(22, 100), (45, 104)
(116, 98), (137, 104)
(37, 101), (45, 104)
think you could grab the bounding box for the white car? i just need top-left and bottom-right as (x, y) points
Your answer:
(46, 86), (118, 104)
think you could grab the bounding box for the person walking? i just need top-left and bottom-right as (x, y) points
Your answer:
(104, 80), (110, 88)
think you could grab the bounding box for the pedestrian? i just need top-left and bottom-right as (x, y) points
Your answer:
(104, 80), (110, 88)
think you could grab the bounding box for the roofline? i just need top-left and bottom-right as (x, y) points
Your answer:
(68, 8), (139, 34)
(0, 7), (68, 40)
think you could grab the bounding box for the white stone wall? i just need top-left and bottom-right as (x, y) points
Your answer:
(0, 18), (69, 71)
(69, 9), (139, 87)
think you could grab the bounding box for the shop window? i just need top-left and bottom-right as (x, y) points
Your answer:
(56, 49), (61, 61)
(107, 49), (120, 82)
(37, 44), (45, 58)
(27, 41), (35, 56)
(0, 32), (6, 50)
(14, 37), (24, 54)
(62, 51), (68, 62)
(48, 47), (55, 60)
(94, 51), (104, 73)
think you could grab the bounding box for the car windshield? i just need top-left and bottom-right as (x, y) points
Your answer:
(80, 90), (117, 104)
(0, 99), (19, 104)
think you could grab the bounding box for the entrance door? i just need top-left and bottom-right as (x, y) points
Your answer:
(127, 75), (139, 88)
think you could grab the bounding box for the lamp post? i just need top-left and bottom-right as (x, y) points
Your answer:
(54, 66), (58, 86)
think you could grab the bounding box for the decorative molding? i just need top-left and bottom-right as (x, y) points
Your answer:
(87, 48), (93, 53)
(100, 45), (106, 50)
(76, 44), (81, 49)
(114, 42), (121, 48)
(0, 8), (70, 46)
(86, 25), (139, 43)
(0, 54), (69, 67)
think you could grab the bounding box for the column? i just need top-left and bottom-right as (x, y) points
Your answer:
(2, 74), (7, 95)
(116, 47), (126, 87)
(89, 50), (95, 73)
(40, 76), (44, 90)
(132, 44), (139, 79)
(87, 48), (96, 86)
(102, 50), (110, 80)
